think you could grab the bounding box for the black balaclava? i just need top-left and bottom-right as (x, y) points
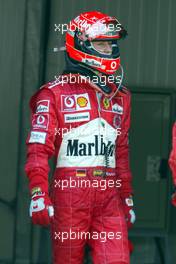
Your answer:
(63, 52), (121, 95)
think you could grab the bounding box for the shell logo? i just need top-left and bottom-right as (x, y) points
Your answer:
(77, 96), (88, 107)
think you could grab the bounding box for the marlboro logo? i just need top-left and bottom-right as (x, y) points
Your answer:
(66, 135), (115, 157)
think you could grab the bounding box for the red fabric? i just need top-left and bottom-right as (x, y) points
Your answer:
(169, 122), (176, 186)
(128, 239), (134, 254)
(171, 192), (176, 207)
(25, 89), (57, 194)
(50, 173), (129, 264)
(116, 88), (132, 197)
(168, 122), (176, 206)
(25, 74), (133, 264)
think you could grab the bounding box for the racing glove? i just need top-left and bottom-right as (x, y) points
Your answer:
(29, 188), (54, 226)
(121, 195), (136, 229)
(121, 195), (136, 255)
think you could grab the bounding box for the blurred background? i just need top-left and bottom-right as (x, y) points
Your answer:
(1, 0), (176, 263)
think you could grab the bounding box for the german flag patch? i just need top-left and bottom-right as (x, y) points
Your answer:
(76, 169), (86, 177)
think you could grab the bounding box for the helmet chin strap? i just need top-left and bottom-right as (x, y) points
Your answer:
(109, 64), (124, 101)
(64, 52), (112, 94)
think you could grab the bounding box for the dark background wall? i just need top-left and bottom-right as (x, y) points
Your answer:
(0, 0), (176, 263)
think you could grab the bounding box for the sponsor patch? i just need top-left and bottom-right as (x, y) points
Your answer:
(103, 97), (110, 109)
(112, 103), (123, 114)
(61, 93), (91, 112)
(31, 187), (42, 195)
(106, 172), (116, 177)
(125, 197), (134, 206)
(64, 112), (90, 123)
(113, 115), (121, 128)
(36, 100), (49, 113)
(56, 118), (117, 168)
(32, 114), (49, 130)
(29, 131), (46, 144)
(76, 169), (86, 177)
(112, 98), (123, 114)
(82, 58), (101, 67)
(77, 96), (88, 107)
(66, 134), (115, 157)
(93, 170), (106, 177)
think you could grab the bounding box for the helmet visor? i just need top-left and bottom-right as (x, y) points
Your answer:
(91, 40), (113, 55)
(85, 21), (124, 40)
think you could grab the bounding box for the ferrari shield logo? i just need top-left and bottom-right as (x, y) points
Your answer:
(103, 97), (110, 109)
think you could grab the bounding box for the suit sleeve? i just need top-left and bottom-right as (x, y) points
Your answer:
(24, 87), (58, 194)
(116, 90), (133, 198)
(169, 122), (176, 186)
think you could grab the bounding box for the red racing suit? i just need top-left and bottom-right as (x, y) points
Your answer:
(25, 74), (133, 264)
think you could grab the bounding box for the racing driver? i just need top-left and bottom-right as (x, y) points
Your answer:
(25, 11), (135, 264)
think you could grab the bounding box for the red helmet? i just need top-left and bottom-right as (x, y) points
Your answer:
(65, 11), (127, 75)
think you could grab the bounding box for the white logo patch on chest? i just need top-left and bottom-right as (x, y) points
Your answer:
(64, 112), (90, 123)
(56, 118), (118, 168)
